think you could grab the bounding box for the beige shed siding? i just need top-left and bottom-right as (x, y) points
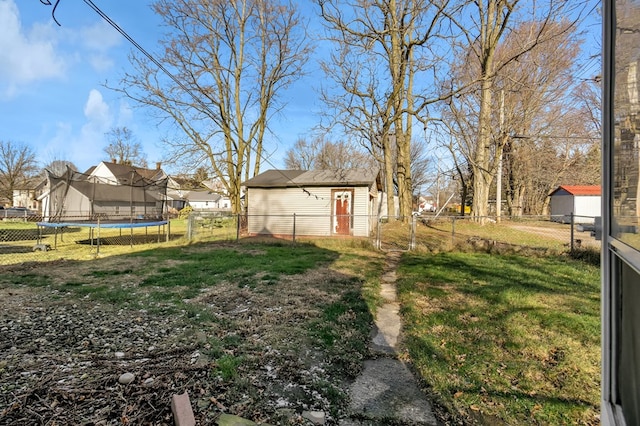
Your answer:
(351, 185), (371, 237)
(247, 185), (374, 237)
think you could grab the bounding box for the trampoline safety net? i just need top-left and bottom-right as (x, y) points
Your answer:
(43, 166), (169, 223)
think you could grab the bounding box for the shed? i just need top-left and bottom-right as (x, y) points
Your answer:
(242, 168), (381, 237)
(549, 185), (601, 224)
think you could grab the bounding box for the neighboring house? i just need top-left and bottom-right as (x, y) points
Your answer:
(165, 176), (189, 212)
(186, 190), (223, 210)
(38, 161), (170, 221)
(12, 188), (38, 210)
(242, 168), (381, 237)
(90, 160), (167, 185)
(416, 195), (436, 213)
(201, 179), (232, 210)
(549, 185), (601, 224)
(9, 177), (45, 212)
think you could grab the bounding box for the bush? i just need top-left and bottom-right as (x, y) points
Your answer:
(178, 206), (193, 220)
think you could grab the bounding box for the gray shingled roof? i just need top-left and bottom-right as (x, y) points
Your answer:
(242, 168), (379, 188)
(186, 190), (222, 202)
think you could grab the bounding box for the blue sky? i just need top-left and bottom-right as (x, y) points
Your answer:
(1, 0), (601, 176)
(0, 0), (322, 173)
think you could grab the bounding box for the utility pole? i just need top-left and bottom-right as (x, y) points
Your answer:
(496, 90), (504, 223)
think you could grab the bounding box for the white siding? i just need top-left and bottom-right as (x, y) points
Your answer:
(550, 194), (601, 224)
(90, 163), (118, 184)
(574, 196), (601, 223)
(247, 185), (375, 237)
(351, 186), (372, 237)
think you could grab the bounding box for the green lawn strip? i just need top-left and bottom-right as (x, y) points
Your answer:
(397, 251), (600, 425)
(313, 238), (385, 314)
(137, 243), (338, 289)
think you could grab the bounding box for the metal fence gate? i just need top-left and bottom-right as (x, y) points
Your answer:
(376, 215), (416, 252)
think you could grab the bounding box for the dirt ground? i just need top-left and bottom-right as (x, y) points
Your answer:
(0, 255), (372, 425)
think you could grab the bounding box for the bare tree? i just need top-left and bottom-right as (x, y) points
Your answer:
(0, 141), (39, 206)
(445, 3), (589, 220)
(104, 127), (148, 167)
(111, 0), (312, 214)
(284, 135), (377, 170)
(42, 160), (78, 177)
(317, 0), (451, 220)
(409, 138), (430, 197)
(284, 137), (324, 170)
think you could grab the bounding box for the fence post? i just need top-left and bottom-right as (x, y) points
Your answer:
(293, 213), (296, 244)
(96, 217), (101, 257)
(410, 214), (416, 250)
(451, 216), (456, 246)
(570, 212), (575, 252)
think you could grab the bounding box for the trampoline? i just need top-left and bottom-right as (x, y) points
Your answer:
(37, 165), (173, 255)
(37, 220), (170, 255)
(38, 220), (168, 229)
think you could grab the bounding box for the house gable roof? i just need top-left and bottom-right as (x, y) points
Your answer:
(94, 161), (165, 183)
(186, 190), (222, 202)
(243, 168), (380, 188)
(550, 185), (601, 197)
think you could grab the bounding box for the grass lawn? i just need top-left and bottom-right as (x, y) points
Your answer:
(397, 251), (601, 425)
(0, 238), (384, 424)
(0, 216), (601, 424)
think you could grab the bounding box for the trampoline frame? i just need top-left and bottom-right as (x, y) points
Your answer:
(37, 219), (170, 255)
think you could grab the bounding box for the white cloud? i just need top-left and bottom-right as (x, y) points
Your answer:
(83, 89), (112, 128)
(65, 89), (113, 168)
(0, 0), (66, 95)
(81, 20), (121, 51)
(81, 20), (121, 73)
(88, 54), (115, 73)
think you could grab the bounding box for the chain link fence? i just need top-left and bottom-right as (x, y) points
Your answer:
(0, 214), (176, 266)
(186, 211), (240, 242)
(0, 211), (601, 266)
(412, 214), (601, 255)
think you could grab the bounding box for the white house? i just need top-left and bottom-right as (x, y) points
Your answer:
(186, 190), (226, 210)
(89, 160), (166, 184)
(549, 185), (601, 224)
(242, 168), (381, 237)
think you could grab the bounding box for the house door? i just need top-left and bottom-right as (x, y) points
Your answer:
(333, 190), (352, 235)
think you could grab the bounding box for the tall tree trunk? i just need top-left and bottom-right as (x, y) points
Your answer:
(384, 134), (396, 218)
(472, 75), (494, 220)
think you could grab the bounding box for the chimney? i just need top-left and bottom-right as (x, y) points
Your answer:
(112, 158), (117, 164)
(156, 162), (162, 170)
